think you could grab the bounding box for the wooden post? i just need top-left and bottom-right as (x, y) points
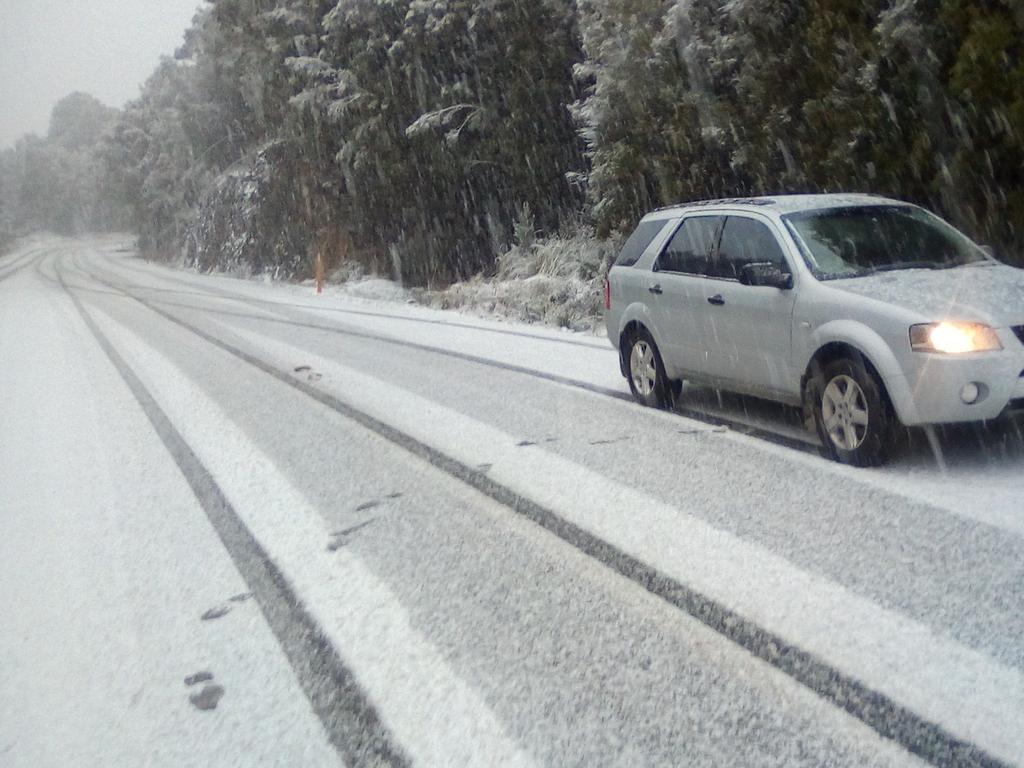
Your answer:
(314, 249), (324, 294)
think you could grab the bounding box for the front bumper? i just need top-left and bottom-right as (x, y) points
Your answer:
(895, 342), (1024, 425)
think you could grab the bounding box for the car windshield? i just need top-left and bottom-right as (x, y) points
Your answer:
(782, 205), (990, 280)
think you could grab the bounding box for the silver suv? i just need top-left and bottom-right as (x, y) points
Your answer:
(604, 194), (1024, 465)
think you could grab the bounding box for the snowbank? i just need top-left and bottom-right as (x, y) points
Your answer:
(420, 229), (617, 333)
(135, 225), (620, 336)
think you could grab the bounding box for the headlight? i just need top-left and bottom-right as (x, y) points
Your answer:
(909, 322), (1002, 353)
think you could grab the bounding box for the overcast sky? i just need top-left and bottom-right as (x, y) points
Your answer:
(0, 0), (205, 148)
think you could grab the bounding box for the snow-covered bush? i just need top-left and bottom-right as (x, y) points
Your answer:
(425, 226), (618, 332)
(186, 141), (309, 279)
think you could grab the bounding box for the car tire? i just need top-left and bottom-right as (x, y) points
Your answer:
(625, 328), (674, 409)
(809, 357), (894, 466)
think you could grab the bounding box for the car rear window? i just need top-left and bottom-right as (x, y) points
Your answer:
(657, 216), (722, 274)
(614, 220), (667, 267)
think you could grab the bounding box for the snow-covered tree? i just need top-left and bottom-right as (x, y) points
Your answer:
(81, 0), (1024, 273)
(574, 0), (729, 234)
(0, 93), (125, 239)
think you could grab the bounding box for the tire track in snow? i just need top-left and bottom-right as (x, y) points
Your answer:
(0, 247), (46, 283)
(108, 251), (609, 349)
(56, 260), (411, 768)
(72, 257), (1012, 768)
(88, 255), (823, 455)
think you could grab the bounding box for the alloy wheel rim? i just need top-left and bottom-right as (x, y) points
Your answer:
(821, 374), (870, 451)
(630, 341), (657, 396)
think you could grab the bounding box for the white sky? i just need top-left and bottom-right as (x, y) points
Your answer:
(0, 0), (205, 148)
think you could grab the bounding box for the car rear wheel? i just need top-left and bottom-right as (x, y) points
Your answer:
(626, 329), (673, 409)
(810, 357), (894, 466)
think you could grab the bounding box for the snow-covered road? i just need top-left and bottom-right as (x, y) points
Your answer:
(2, 236), (1022, 767)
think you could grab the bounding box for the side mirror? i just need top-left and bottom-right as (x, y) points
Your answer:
(740, 262), (793, 289)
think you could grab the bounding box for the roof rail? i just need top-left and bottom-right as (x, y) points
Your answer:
(654, 197), (776, 212)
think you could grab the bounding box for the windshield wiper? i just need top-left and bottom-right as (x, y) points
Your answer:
(820, 259), (974, 280)
(854, 261), (948, 276)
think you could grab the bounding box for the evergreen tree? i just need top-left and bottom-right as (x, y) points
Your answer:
(576, 0), (725, 235)
(21, 0), (1018, 272)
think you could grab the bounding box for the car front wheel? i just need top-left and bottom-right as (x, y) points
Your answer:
(810, 357), (894, 466)
(626, 330), (673, 409)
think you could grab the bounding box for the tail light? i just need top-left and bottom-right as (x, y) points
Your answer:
(603, 276), (611, 310)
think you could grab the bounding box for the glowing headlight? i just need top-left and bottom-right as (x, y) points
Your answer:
(909, 322), (1002, 353)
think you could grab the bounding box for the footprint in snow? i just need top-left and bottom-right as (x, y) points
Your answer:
(590, 436), (628, 446)
(293, 365), (322, 382)
(327, 518), (378, 551)
(355, 500), (380, 512)
(516, 440), (536, 447)
(184, 671), (214, 687)
(386, 491), (403, 499)
(189, 684), (225, 712)
(477, 463), (492, 472)
(201, 605), (231, 621)
(184, 672), (224, 711)
(228, 592), (252, 603)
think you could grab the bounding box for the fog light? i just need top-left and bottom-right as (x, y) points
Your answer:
(960, 382), (980, 404)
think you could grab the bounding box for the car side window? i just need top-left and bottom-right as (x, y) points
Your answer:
(712, 216), (789, 280)
(657, 216), (721, 275)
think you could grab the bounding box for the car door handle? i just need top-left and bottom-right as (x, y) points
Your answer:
(707, 294), (725, 306)
(648, 284), (663, 295)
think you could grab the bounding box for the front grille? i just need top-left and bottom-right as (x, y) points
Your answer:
(1013, 325), (1024, 346)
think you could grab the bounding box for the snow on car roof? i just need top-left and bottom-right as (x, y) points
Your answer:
(650, 193), (909, 217)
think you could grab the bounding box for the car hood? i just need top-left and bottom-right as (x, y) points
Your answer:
(827, 264), (1024, 326)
